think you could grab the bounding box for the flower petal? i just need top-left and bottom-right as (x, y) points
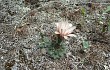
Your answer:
(55, 23), (58, 27)
(64, 36), (68, 39)
(69, 23), (72, 27)
(55, 31), (60, 34)
(64, 26), (76, 35)
(60, 21), (70, 34)
(67, 34), (77, 37)
(55, 21), (76, 40)
(64, 22), (72, 29)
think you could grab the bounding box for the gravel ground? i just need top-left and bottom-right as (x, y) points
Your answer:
(0, 0), (110, 70)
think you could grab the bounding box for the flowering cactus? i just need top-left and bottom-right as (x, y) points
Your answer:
(55, 21), (76, 39)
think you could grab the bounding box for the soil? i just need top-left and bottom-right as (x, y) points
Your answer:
(0, 0), (110, 70)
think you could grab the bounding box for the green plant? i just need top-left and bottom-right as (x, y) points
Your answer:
(38, 34), (66, 59)
(82, 39), (89, 49)
(38, 21), (76, 59)
(81, 7), (86, 16)
(47, 35), (66, 59)
(103, 6), (110, 13)
(108, 20), (110, 32)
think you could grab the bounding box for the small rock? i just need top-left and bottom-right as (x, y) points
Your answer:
(1, 56), (3, 59)
(66, 52), (72, 57)
(41, 48), (46, 55)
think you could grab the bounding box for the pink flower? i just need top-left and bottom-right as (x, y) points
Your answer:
(55, 21), (76, 39)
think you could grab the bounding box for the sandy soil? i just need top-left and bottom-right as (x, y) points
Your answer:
(0, 0), (110, 70)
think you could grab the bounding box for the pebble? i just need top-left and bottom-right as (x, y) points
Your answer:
(1, 56), (3, 59)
